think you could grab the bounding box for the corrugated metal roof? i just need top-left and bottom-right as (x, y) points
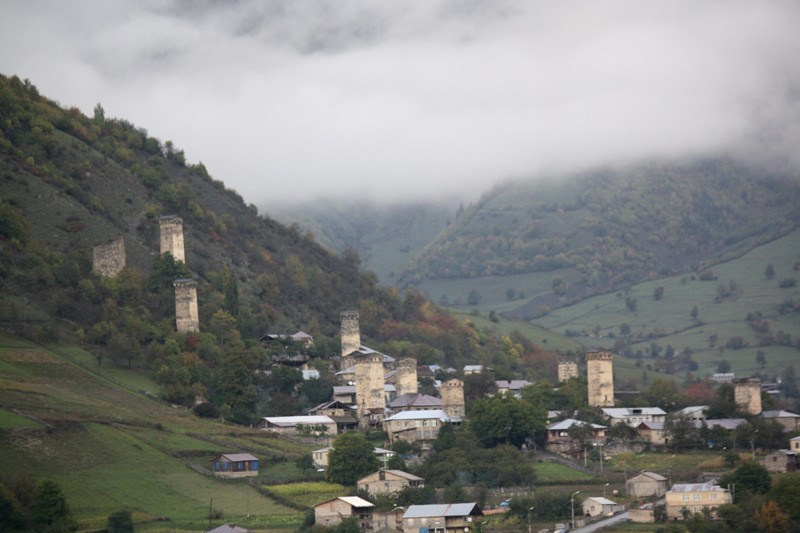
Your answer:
(217, 453), (258, 462)
(262, 415), (335, 426)
(669, 482), (727, 493)
(585, 497), (618, 505)
(602, 407), (666, 417)
(403, 503), (479, 519)
(337, 496), (374, 508)
(384, 409), (450, 422)
(547, 418), (607, 431)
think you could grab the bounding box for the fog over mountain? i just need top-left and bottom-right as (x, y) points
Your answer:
(2, 0), (799, 205)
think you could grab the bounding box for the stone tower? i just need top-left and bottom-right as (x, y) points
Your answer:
(340, 310), (361, 368)
(173, 278), (199, 333)
(92, 236), (126, 277)
(159, 215), (185, 263)
(734, 377), (762, 415)
(441, 379), (465, 420)
(586, 350), (614, 407)
(395, 358), (418, 397)
(355, 352), (385, 429)
(557, 356), (579, 383)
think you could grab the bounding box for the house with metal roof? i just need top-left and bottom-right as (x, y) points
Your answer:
(211, 453), (259, 479)
(357, 469), (425, 496)
(626, 471), (668, 498)
(384, 410), (450, 447)
(401, 503), (482, 533)
(495, 380), (532, 397)
(602, 407), (666, 427)
(388, 392), (442, 413)
(312, 446), (395, 469)
(257, 415), (338, 435)
(582, 497), (623, 517)
(665, 482), (731, 519)
(315, 496), (375, 529)
(760, 409), (800, 431)
(675, 405), (708, 421)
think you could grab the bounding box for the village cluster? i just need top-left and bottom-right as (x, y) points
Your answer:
(95, 216), (800, 533)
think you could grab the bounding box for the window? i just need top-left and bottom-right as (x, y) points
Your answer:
(711, 493), (718, 501)
(682, 495), (689, 502)
(693, 494), (700, 501)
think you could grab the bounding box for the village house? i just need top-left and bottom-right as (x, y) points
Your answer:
(761, 449), (800, 473)
(207, 524), (252, 533)
(333, 384), (397, 405)
(257, 415), (338, 436)
(582, 497), (623, 518)
(312, 446), (395, 469)
(791, 436), (800, 452)
(314, 496), (374, 529)
(546, 418), (608, 455)
(675, 405), (708, 422)
(634, 421), (667, 446)
(305, 400), (357, 432)
(760, 409), (800, 432)
(401, 503), (483, 533)
(695, 418), (748, 431)
(602, 407), (666, 427)
(388, 392), (442, 413)
(463, 365), (484, 375)
(357, 469), (425, 497)
(384, 410), (450, 447)
(665, 482), (732, 520)
(494, 380), (532, 397)
(625, 472), (668, 498)
(211, 453), (259, 478)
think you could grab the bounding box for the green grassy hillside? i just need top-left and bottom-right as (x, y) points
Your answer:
(0, 335), (323, 531)
(532, 228), (800, 389)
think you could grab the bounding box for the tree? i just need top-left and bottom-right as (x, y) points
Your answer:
(765, 263), (775, 279)
(326, 433), (379, 486)
(754, 500), (790, 533)
(663, 415), (698, 451)
(717, 359), (731, 373)
(769, 473), (800, 523)
(691, 305), (699, 320)
(653, 286), (665, 300)
(467, 289), (482, 306)
(107, 510), (134, 533)
(31, 480), (77, 532)
(719, 462), (771, 500)
(296, 453), (315, 475)
(468, 392), (545, 447)
(756, 350), (767, 368)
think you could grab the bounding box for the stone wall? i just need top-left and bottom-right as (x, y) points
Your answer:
(92, 236), (126, 277)
(173, 278), (199, 333)
(734, 377), (762, 415)
(395, 357), (418, 397)
(558, 356), (578, 382)
(441, 379), (465, 419)
(159, 215), (185, 262)
(587, 350), (615, 407)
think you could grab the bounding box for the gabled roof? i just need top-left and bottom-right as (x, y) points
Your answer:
(207, 524), (251, 533)
(696, 418), (748, 430)
(629, 471), (668, 482)
(676, 405), (708, 416)
(316, 496), (375, 509)
(403, 503), (481, 519)
(602, 407), (666, 418)
(346, 346), (396, 364)
(761, 410), (800, 419)
(389, 393), (442, 409)
(669, 482), (727, 493)
(262, 415), (335, 426)
(547, 418), (607, 431)
(385, 409), (450, 422)
(358, 470), (425, 483)
(584, 497), (618, 505)
(215, 453), (258, 462)
(495, 380), (532, 391)
(635, 421), (665, 430)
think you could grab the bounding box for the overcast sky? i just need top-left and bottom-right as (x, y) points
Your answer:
(1, 1), (799, 205)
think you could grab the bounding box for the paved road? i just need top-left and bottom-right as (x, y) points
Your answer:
(571, 511), (629, 533)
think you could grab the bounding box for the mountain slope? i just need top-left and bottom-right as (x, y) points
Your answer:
(399, 159), (800, 319)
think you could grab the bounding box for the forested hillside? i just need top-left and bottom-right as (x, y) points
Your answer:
(0, 73), (557, 423)
(400, 160), (800, 318)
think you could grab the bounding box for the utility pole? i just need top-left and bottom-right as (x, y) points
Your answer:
(571, 491), (580, 529)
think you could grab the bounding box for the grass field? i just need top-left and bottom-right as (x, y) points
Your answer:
(0, 337), (305, 531)
(532, 462), (595, 483)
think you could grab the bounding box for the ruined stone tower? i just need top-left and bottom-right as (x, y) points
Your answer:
(173, 278), (199, 333)
(395, 357), (418, 397)
(92, 236), (126, 277)
(159, 215), (185, 263)
(586, 350), (614, 407)
(734, 377), (762, 415)
(557, 356), (579, 383)
(340, 310), (361, 368)
(441, 379), (465, 420)
(355, 352), (385, 429)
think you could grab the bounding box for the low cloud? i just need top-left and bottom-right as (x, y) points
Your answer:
(1, 0), (799, 204)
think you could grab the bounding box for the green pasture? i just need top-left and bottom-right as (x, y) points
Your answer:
(532, 461), (595, 483)
(449, 309), (584, 353)
(267, 481), (348, 507)
(0, 406), (41, 428)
